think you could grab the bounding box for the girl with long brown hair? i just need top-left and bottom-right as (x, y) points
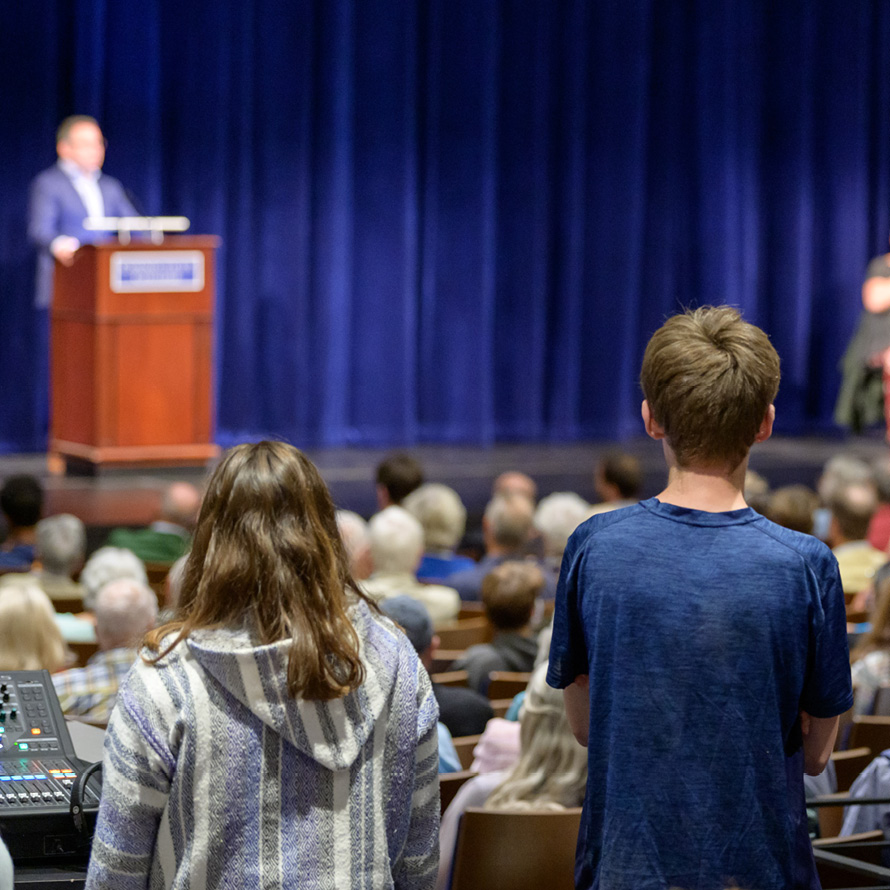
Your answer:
(86, 441), (440, 889)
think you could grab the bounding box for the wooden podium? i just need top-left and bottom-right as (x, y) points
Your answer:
(50, 236), (221, 470)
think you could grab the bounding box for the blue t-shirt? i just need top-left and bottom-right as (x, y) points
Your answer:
(547, 498), (853, 890)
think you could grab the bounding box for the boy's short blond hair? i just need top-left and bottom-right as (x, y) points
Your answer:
(640, 306), (780, 469)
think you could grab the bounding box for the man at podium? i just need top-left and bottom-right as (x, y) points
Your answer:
(28, 115), (137, 309)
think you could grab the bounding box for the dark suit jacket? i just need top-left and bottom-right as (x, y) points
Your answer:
(28, 163), (137, 307)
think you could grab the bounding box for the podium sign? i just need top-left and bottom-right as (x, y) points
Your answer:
(50, 236), (221, 468)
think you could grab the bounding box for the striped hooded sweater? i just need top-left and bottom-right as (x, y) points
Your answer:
(85, 599), (440, 889)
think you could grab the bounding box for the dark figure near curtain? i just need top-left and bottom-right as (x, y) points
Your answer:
(836, 239), (890, 437)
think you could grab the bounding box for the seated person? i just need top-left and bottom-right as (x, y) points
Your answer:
(403, 484), (475, 582)
(813, 454), (874, 541)
(379, 596), (462, 772)
(361, 506), (460, 627)
(0, 514), (88, 604)
(589, 451), (642, 514)
(869, 454), (890, 551)
(53, 578), (158, 723)
(335, 510), (373, 580)
(55, 546), (149, 644)
(851, 563), (890, 714)
(380, 594), (493, 738)
(0, 581), (68, 672)
(764, 485), (818, 535)
(106, 481), (201, 562)
(448, 492), (555, 601)
(437, 663), (588, 890)
(452, 562), (542, 695)
(492, 472), (537, 504)
(0, 475), (43, 570)
(533, 493), (592, 587)
(375, 452), (424, 510)
(828, 480), (886, 596)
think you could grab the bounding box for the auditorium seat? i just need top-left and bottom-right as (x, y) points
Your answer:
(813, 791), (850, 840)
(450, 807), (582, 890)
(832, 747), (873, 793)
(871, 686), (890, 717)
(440, 770), (477, 815)
(486, 672), (531, 700)
(431, 670), (470, 689)
(68, 641), (99, 668)
(812, 829), (885, 862)
(452, 735), (482, 771)
(490, 699), (514, 719)
(437, 617), (492, 650)
(430, 649), (465, 673)
(849, 716), (890, 755)
(50, 594), (85, 615)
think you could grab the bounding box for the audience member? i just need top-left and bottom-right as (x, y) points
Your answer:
(851, 563), (890, 714)
(533, 492), (592, 585)
(379, 593), (493, 739)
(743, 468), (772, 514)
(828, 481), (886, 595)
(0, 475), (43, 570)
(453, 562), (542, 694)
(158, 554), (188, 623)
(106, 481), (201, 562)
(375, 452), (424, 509)
(404, 483), (475, 581)
(814, 453), (874, 541)
(549, 307), (851, 888)
(589, 451), (641, 514)
(86, 441), (439, 887)
(0, 513), (87, 603)
(55, 546), (149, 644)
(492, 471), (538, 504)
(335, 509), (373, 580)
(379, 596), (463, 773)
(765, 485), (818, 535)
(361, 506), (460, 626)
(53, 578), (158, 723)
(448, 492), (553, 601)
(868, 453), (890, 551)
(0, 582), (67, 672)
(437, 663), (587, 890)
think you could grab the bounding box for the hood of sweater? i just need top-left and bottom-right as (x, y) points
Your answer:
(184, 599), (398, 773)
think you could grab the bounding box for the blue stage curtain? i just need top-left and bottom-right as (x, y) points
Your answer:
(1, 1), (889, 451)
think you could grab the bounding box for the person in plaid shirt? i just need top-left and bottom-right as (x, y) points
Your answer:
(53, 578), (158, 723)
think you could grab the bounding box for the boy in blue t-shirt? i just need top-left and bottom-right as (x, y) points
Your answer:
(548, 307), (852, 890)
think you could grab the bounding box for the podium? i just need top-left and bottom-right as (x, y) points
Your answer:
(50, 236), (221, 469)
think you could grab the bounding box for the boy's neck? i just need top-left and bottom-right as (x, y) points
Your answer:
(656, 452), (749, 513)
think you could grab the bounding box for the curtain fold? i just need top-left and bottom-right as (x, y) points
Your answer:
(0, 1), (888, 451)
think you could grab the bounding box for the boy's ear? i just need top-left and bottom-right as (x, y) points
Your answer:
(754, 404), (776, 444)
(641, 400), (665, 440)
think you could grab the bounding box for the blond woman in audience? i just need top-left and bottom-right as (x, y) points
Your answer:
(437, 662), (587, 889)
(0, 581), (68, 672)
(851, 562), (890, 714)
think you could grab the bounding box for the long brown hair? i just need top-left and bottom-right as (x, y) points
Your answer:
(145, 441), (372, 700)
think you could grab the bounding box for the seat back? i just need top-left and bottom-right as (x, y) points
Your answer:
(872, 685), (890, 717)
(849, 716), (890, 755)
(68, 640), (100, 668)
(486, 671), (531, 700)
(431, 670), (470, 689)
(437, 618), (493, 650)
(832, 747), (873, 793)
(439, 770), (477, 816)
(450, 807), (582, 890)
(451, 735), (482, 771)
